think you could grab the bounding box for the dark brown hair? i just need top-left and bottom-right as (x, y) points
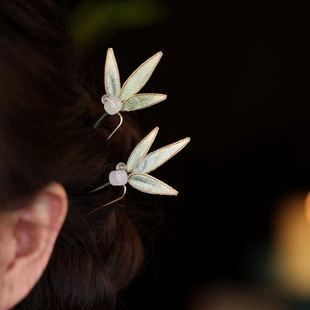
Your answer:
(0, 0), (146, 308)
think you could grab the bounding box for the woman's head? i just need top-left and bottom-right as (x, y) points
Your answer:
(0, 1), (144, 308)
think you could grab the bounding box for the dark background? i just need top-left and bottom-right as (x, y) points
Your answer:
(72, 0), (309, 309)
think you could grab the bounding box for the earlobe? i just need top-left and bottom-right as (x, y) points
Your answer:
(0, 183), (68, 310)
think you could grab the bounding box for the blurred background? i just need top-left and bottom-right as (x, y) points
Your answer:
(68, 0), (309, 309)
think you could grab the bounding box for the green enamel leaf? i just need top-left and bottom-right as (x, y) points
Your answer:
(128, 173), (178, 195)
(104, 48), (121, 97)
(132, 137), (190, 174)
(119, 51), (163, 101)
(122, 93), (167, 111)
(127, 127), (159, 172)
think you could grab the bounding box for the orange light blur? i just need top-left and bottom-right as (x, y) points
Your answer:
(305, 192), (310, 223)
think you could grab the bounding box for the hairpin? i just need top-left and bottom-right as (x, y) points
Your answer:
(94, 48), (167, 139)
(88, 127), (190, 213)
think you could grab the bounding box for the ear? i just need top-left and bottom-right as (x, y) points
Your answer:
(0, 183), (68, 310)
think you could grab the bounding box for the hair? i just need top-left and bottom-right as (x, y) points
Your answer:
(0, 0), (147, 308)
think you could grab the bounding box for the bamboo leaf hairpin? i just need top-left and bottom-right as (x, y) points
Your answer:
(94, 48), (167, 139)
(88, 48), (190, 214)
(89, 127), (190, 212)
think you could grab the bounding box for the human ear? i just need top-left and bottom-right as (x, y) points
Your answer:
(0, 183), (68, 310)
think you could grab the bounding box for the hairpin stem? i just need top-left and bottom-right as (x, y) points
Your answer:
(94, 112), (108, 129)
(89, 181), (110, 193)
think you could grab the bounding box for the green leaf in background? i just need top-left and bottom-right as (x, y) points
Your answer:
(70, 0), (170, 52)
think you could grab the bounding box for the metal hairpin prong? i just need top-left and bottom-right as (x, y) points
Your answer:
(87, 185), (126, 214)
(107, 112), (123, 140)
